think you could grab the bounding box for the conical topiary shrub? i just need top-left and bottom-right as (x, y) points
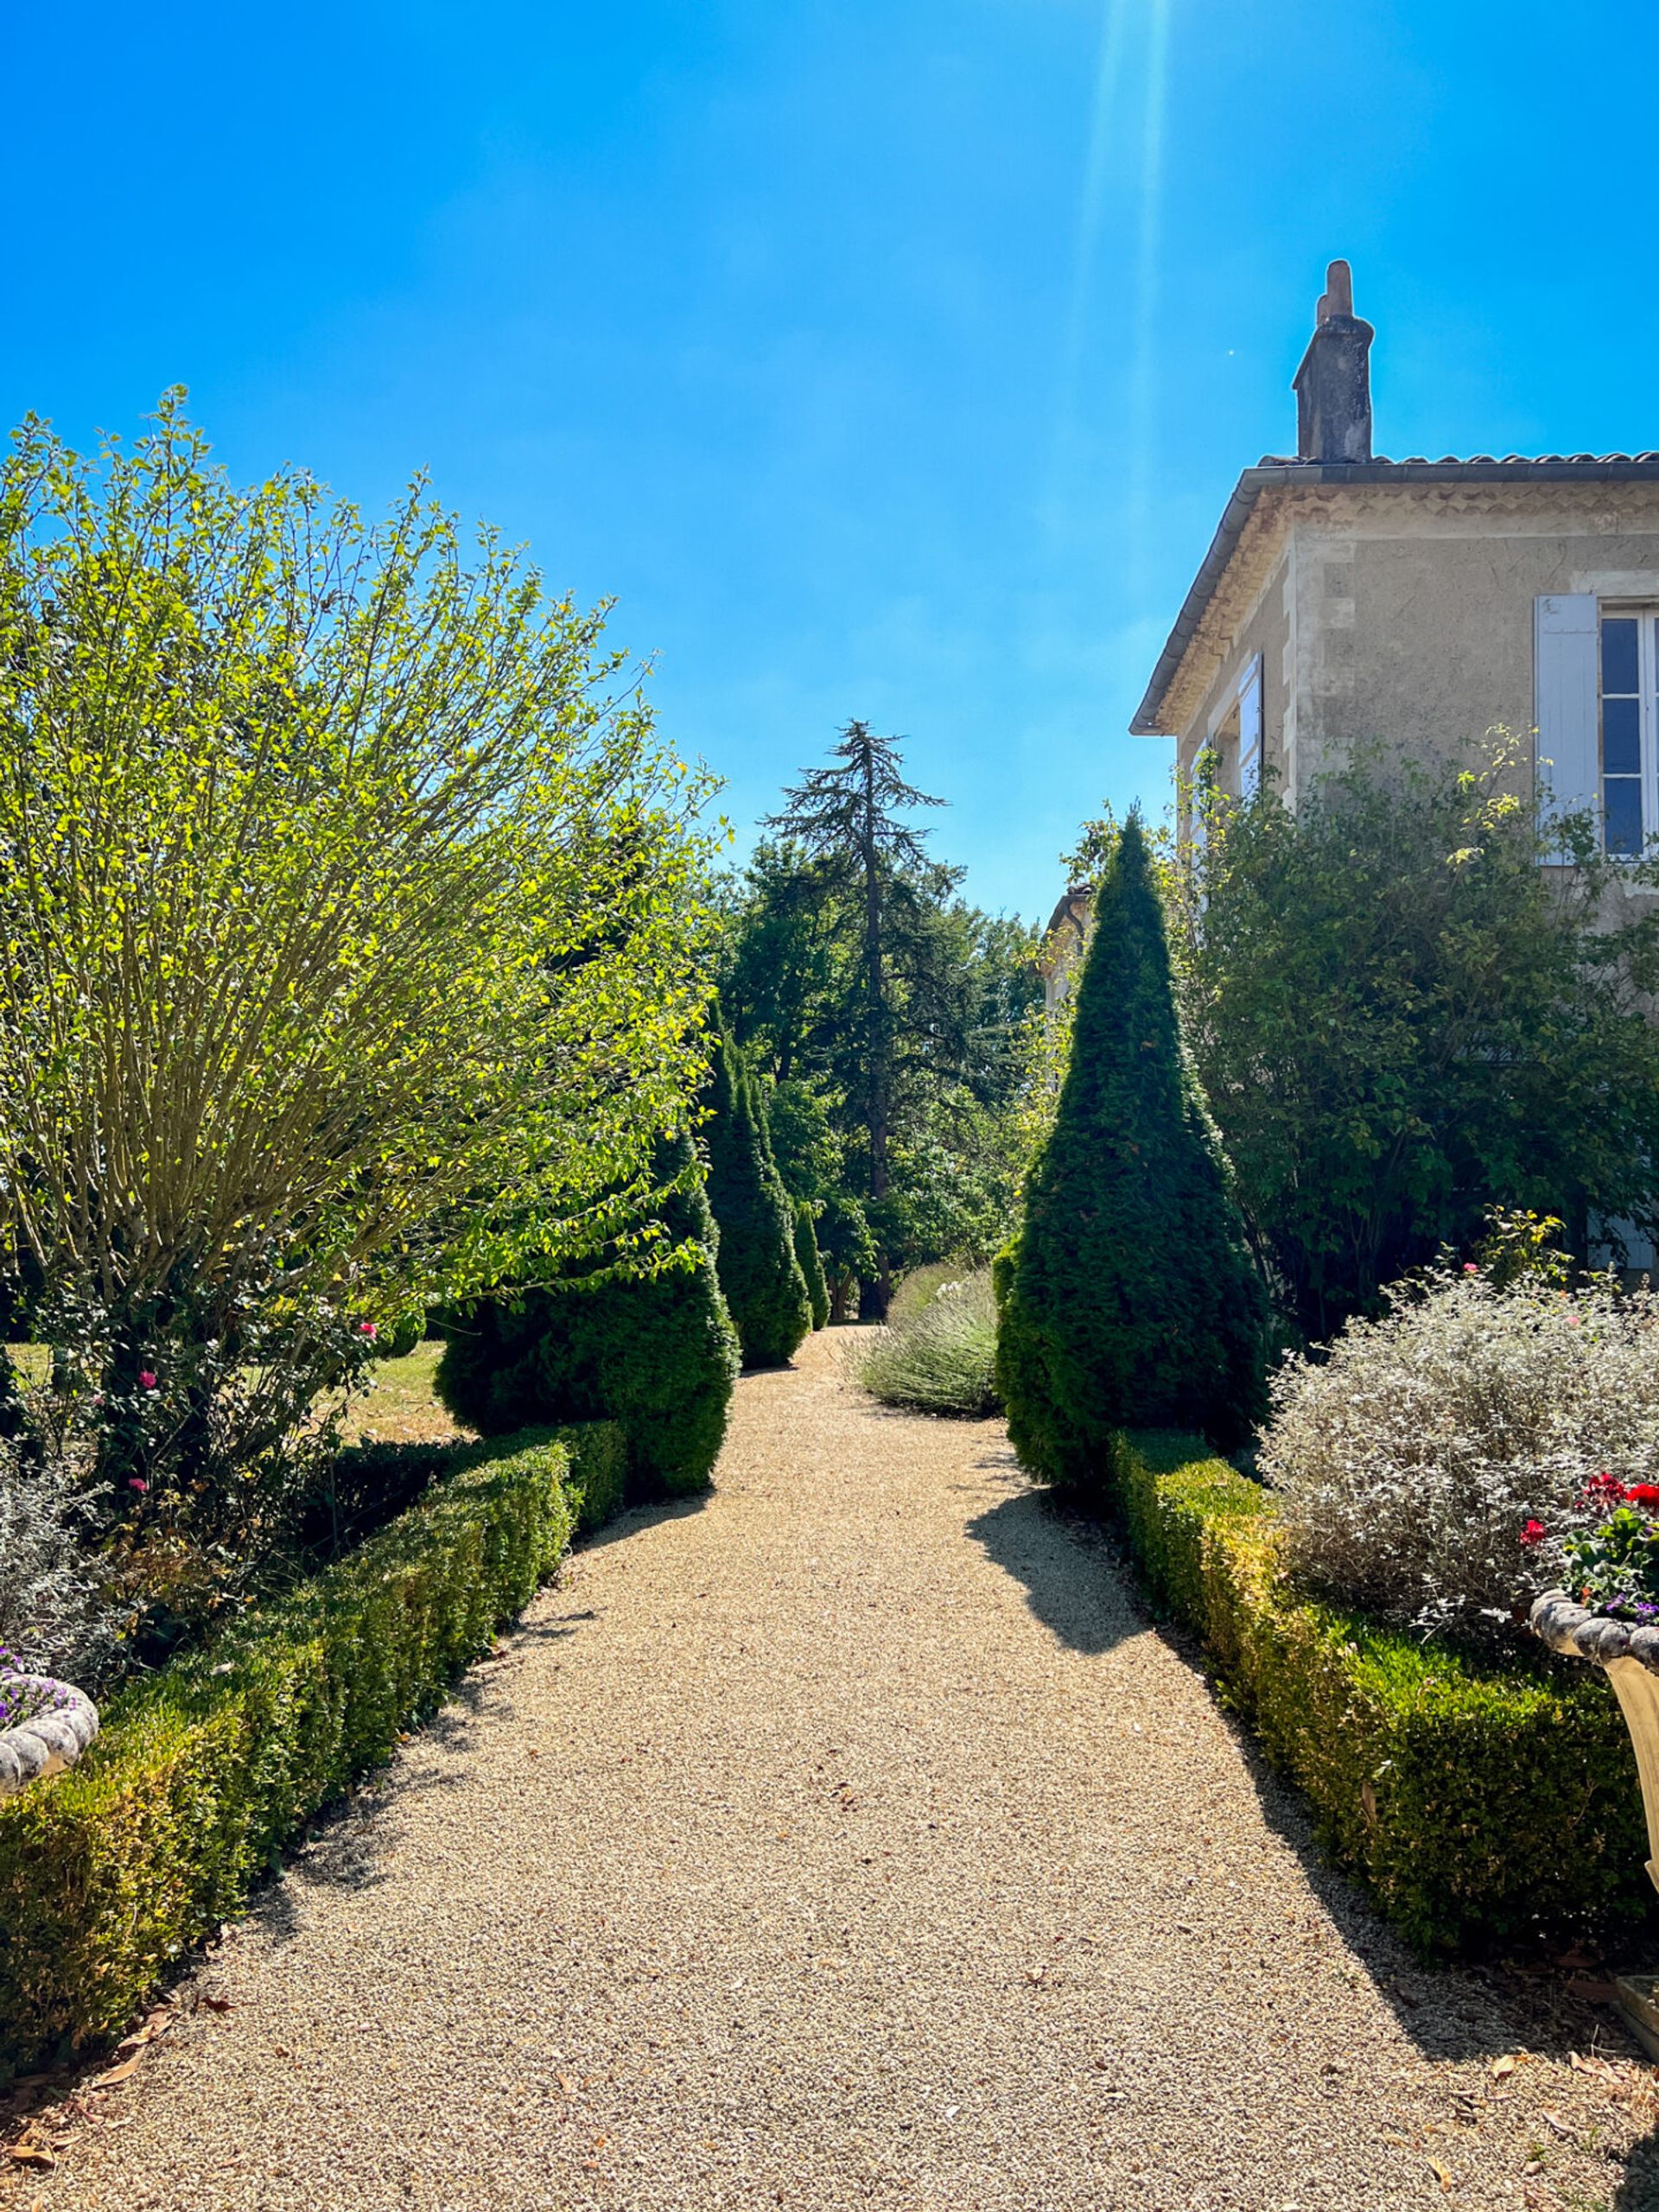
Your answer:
(705, 1020), (812, 1368)
(995, 816), (1265, 1495)
(794, 1202), (830, 1331)
(435, 1130), (741, 1497)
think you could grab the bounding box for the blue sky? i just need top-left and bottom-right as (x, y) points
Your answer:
(9, 0), (1657, 918)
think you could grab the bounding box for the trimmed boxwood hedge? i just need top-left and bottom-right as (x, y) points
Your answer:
(0, 1425), (603, 2077)
(1116, 1433), (1653, 1955)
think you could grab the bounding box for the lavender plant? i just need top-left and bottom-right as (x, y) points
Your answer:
(0, 1433), (120, 1687)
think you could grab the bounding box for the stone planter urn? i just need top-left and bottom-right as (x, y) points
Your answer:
(0, 1670), (99, 1797)
(1530, 1589), (1659, 2056)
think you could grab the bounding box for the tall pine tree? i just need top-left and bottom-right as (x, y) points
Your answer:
(705, 1015), (812, 1367)
(995, 817), (1265, 1493)
(763, 721), (967, 1313)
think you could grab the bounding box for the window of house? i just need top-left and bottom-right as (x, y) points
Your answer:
(1599, 612), (1656, 857)
(1205, 655), (1264, 802)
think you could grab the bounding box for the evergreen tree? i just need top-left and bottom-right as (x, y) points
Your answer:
(705, 1017), (812, 1366)
(435, 1130), (741, 1497)
(793, 1202), (830, 1331)
(995, 817), (1265, 1492)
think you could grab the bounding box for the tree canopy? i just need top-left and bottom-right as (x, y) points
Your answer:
(1172, 741), (1659, 1339)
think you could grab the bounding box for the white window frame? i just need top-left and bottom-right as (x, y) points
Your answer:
(1598, 604), (1659, 860)
(1205, 653), (1265, 801)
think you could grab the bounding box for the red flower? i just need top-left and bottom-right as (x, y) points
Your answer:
(137, 1369), (157, 1391)
(128, 1478), (148, 1493)
(1627, 1484), (1659, 1507)
(1520, 1519), (1548, 1547)
(357, 1321), (378, 1339)
(1585, 1471), (1629, 1503)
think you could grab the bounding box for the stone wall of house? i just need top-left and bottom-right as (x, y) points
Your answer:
(1169, 480), (1659, 809)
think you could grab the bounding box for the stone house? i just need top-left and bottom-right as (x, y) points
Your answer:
(1131, 260), (1659, 854)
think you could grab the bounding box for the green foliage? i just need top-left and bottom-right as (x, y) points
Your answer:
(1172, 740), (1659, 1339)
(0, 396), (718, 1529)
(373, 1313), (428, 1363)
(997, 817), (1266, 1492)
(1115, 1432), (1650, 1955)
(856, 1269), (1000, 1417)
(434, 1133), (740, 1497)
(704, 1023), (811, 1368)
(793, 1205), (830, 1332)
(0, 1431), (576, 2075)
(814, 1194), (879, 1323)
(560, 1421), (629, 1534)
(722, 721), (1041, 1301)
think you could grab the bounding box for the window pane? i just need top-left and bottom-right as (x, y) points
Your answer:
(1605, 776), (1644, 856)
(1605, 694), (1642, 774)
(1603, 616), (1640, 694)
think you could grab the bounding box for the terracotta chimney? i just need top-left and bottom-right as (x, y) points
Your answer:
(1292, 259), (1374, 462)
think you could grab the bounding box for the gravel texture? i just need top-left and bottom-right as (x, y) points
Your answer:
(30, 1329), (1659, 2210)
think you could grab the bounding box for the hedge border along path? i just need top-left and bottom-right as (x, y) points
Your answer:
(53, 1331), (1658, 2212)
(0, 1421), (621, 2076)
(1116, 1432), (1652, 1955)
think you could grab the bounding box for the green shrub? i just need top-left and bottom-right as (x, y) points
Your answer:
(705, 1023), (811, 1368)
(435, 1132), (740, 1499)
(996, 817), (1265, 1495)
(0, 1431), (576, 2076)
(561, 1420), (627, 1533)
(372, 1313), (427, 1362)
(856, 1270), (999, 1416)
(793, 1205), (830, 1331)
(1115, 1432), (1650, 1955)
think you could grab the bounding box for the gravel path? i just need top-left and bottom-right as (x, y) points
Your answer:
(37, 1330), (1659, 2210)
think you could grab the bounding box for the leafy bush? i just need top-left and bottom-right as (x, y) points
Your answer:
(705, 1024), (811, 1368)
(1262, 1262), (1659, 1646)
(857, 1270), (999, 1417)
(0, 1429), (576, 2076)
(435, 1133), (740, 1498)
(0, 1437), (121, 1686)
(1116, 1432), (1648, 1954)
(793, 1205), (830, 1332)
(1172, 739), (1659, 1340)
(0, 397), (717, 1535)
(996, 817), (1266, 1494)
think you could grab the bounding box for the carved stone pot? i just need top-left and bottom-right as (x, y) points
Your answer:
(0, 1671), (99, 1797)
(1530, 1590), (1659, 2056)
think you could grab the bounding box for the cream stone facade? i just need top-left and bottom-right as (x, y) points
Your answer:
(1142, 474), (1659, 816)
(1131, 264), (1659, 850)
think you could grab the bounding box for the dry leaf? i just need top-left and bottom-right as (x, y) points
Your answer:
(1026, 1966), (1047, 1984)
(5, 2148), (54, 2171)
(1427, 2159), (1451, 2191)
(201, 1995), (232, 2013)
(92, 2056), (143, 2088)
(557, 2074), (577, 2095)
(1491, 2055), (1518, 2079)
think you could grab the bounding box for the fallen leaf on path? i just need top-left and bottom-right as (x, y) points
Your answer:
(90, 2056), (143, 2088)
(1427, 2159), (1451, 2191)
(557, 2075), (577, 2095)
(4, 2148), (54, 2171)
(200, 1995), (232, 2012)
(1491, 2055), (1520, 2079)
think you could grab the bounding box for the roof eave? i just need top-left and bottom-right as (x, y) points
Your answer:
(1128, 454), (1659, 739)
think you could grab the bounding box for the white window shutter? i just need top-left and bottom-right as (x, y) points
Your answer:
(1238, 657), (1263, 798)
(1535, 593), (1599, 855)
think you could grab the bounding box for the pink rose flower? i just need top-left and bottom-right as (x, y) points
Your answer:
(129, 1478), (149, 1493)
(357, 1321), (378, 1339)
(138, 1369), (157, 1390)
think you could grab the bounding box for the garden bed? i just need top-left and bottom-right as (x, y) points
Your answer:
(0, 1419), (622, 2078)
(1114, 1432), (1652, 1955)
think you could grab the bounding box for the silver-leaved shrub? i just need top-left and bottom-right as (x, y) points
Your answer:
(0, 1440), (120, 1686)
(1261, 1263), (1659, 1645)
